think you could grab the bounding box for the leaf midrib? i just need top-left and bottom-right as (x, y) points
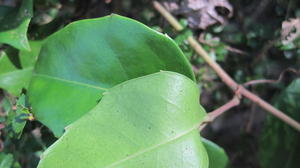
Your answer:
(104, 124), (200, 168)
(0, 67), (33, 78)
(33, 73), (108, 91)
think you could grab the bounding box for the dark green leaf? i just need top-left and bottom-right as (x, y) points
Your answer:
(202, 138), (229, 168)
(260, 79), (300, 168)
(37, 71), (208, 168)
(28, 14), (195, 136)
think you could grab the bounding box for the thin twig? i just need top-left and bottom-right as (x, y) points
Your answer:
(243, 68), (300, 87)
(153, 1), (300, 131)
(208, 96), (241, 121)
(243, 79), (278, 87)
(199, 96), (241, 131)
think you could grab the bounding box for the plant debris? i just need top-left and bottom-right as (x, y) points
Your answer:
(162, 0), (233, 29)
(281, 18), (300, 44)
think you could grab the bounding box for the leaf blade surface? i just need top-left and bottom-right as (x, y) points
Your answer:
(37, 72), (208, 168)
(28, 14), (195, 136)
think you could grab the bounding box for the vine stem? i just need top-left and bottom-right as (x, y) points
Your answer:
(153, 1), (300, 131)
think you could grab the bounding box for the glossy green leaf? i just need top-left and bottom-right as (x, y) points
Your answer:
(0, 41), (41, 95)
(28, 14), (195, 136)
(0, 0), (33, 50)
(37, 72), (207, 168)
(260, 79), (300, 168)
(202, 138), (229, 168)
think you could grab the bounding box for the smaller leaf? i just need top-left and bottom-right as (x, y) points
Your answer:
(0, 0), (33, 50)
(0, 153), (13, 168)
(0, 41), (42, 95)
(0, 51), (31, 95)
(202, 138), (229, 168)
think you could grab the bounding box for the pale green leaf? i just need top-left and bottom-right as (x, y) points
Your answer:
(38, 72), (208, 168)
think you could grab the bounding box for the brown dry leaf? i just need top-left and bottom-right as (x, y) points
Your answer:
(163, 0), (233, 29)
(281, 18), (300, 45)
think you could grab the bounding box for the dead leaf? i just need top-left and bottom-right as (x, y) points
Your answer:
(163, 0), (233, 29)
(281, 18), (300, 45)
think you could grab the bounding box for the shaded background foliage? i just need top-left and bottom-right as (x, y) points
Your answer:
(0, 0), (299, 168)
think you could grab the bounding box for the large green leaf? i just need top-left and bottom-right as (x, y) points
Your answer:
(28, 14), (195, 136)
(37, 71), (207, 168)
(202, 138), (229, 168)
(0, 41), (42, 95)
(260, 79), (300, 168)
(0, 0), (33, 51)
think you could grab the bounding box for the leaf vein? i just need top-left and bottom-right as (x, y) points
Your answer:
(33, 74), (108, 91)
(104, 124), (199, 168)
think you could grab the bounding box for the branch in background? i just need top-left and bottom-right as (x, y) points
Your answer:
(153, 1), (300, 131)
(243, 68), (300, 87)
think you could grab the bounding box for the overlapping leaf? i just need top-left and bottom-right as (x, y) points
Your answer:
(28, 14), (195, 136)
(0, 41), (42, 95)
(37, 72), (208, 168)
